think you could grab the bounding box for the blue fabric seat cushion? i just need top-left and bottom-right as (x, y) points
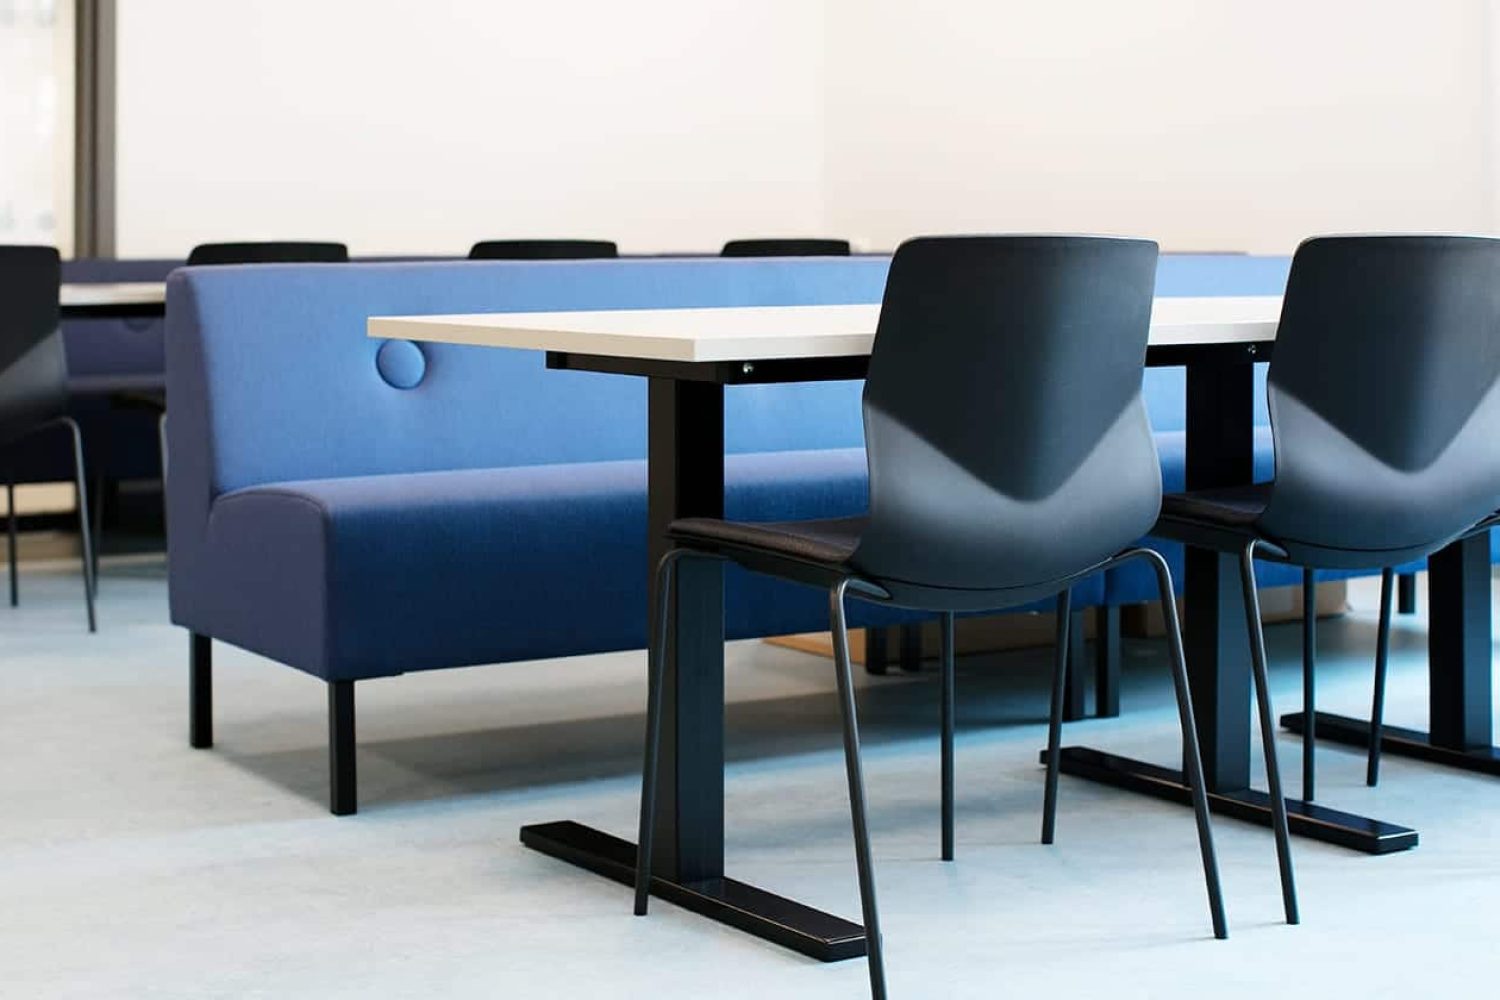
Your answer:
(195, 450), (888, 680)
(196, 447), (1099, 681)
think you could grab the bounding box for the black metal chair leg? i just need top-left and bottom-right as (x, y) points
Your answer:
(1240, 543), (1300, 925)
(635, 550), (680, 916)
(830, 578), (887, 1000)
(62, 418), (96, 632)
(1041, 588), (1073, 845)
(6, 474), (16, 608)
(939, 610), (955, 861)
(1139, 549), (1228, 939)
(1301, 568), (1316, 802)
(189, 632), (213, 748)
(328, 680), (356, 816)
(1367, 567), (1395, 787)
(91, 472), (104, 597)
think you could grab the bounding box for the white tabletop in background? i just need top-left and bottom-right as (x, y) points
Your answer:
(60, 282), (168, 307)
(369, 296), (1281, 363)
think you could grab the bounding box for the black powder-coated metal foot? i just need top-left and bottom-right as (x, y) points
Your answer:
(1396, 573), (1417, 615)
(1046, 746), (1418, 854)
(522, 821), (867, 962)
(189, 633), (212, 748)
(328, 680), (357, 816)
(1281, 711), (1500, 778)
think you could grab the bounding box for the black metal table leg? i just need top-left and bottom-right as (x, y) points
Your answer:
(1281, 531), (1498, 779)
(1057, 360), (1417, 854)
(520, 377), (868, 962)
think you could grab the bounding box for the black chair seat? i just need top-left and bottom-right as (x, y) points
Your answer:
(669, 515), (865, 567)
(1160, 483), (1271, 528)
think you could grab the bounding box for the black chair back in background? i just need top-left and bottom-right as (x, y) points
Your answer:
(720, 238), (851, 257)
(0, 245), (96, 630)
(186, 242), (349, 266)
(467, 240), (618, 260)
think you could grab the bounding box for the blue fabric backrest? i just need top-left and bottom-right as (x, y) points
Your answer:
(167, 257), (892, 502)
(1148, 253), (1292, 432)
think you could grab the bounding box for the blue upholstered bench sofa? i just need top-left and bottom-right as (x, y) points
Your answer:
(164, 253), (1458, 816)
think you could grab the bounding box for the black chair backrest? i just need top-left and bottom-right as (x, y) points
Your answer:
(0, 245), (67, 443)
(186, 242), (349, 266)
(1260, 235), (1500, 558)
(468, 240), (618, 260)
(720, 239), (851, 257)
(850, 236), (1161, 597)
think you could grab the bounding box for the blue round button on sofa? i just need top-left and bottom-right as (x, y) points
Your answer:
(375, 339), (427, 389)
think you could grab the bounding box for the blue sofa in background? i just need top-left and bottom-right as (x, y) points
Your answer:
(169, 256), (1063, 814)
(163, 252), (1461, 815)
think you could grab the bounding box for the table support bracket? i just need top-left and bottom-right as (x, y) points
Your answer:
(1282, 710), (1500, 778)
(1048, 746), (1417, 855)
(521, 820), (867, 962)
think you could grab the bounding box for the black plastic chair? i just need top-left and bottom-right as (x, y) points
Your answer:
(467, 240), (617, 260)
(634, 236), (1230, 998)
(185, 242), (349, 266)
(1, 245), (96, 631)
(720, 238), (851, 257)
(1154, 234), (1500, 816)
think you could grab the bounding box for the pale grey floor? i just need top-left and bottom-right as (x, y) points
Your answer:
(3, 558), (1498, 998)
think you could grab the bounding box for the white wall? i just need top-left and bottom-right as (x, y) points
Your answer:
(825, 0), (1492, 253)
(116, 0), (1498, 257)
(115, 0), (827, 256)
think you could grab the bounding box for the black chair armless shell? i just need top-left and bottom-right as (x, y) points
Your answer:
(634, 236), (1248, 999)
(0, 245), (96, 630)
(185, 241), (349, 266)
(720, 238), (851, 257)
(1152, 234), (1500, 805)
(467, 240), (618, 260)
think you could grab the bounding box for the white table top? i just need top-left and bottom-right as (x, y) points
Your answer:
(60, 282), (168, 308)
(369, 295), (1281, 363)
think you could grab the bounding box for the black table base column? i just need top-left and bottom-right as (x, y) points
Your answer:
(519, 375), (869, 962)
(520, 821), (866, 961)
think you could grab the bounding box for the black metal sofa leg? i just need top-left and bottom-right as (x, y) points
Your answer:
(190, 633), (212, 748)
(1094, 605), (1122, 718)
(329, 680), (357, 816)
(1396, 572), (1417, 615)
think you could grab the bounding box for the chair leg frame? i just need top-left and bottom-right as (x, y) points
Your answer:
(6, 474), (16, 608)
(1367, 567), (1395, 786)
(1239, 541), (1301, 925)
(1041, 588), (1073, 846)
(1302, 568), (1316, 802)
(939, 610), (955, 862)
(1042, 549), (1228, 939)
(61, 417), (98, 633)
